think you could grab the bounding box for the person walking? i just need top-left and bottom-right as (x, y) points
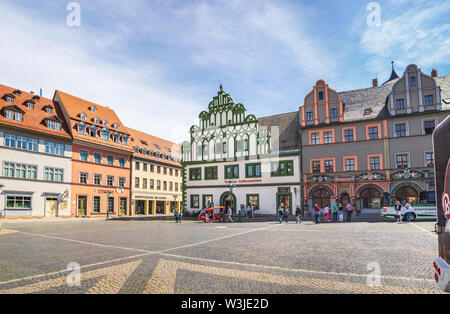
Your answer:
(283, 208), (289, 223)
(395, 201), (402, 223)
(332, 203), (338, 222)
(324, 205), (330, 223)
(346, 202), (353, 222)
(313, 204), (321, 224)
(295, 205), (302, 224)
(338, 203), (344, 222)
(227, 207), (233, 223)
(405, 201), (412, 223)
(277, 206), (283, 224)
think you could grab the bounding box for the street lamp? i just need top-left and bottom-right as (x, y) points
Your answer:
(227, 181), (238, 221)
(104, 191), (112, 219)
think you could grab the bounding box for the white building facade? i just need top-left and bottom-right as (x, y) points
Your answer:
(182, 88), (301, 215)
(0, 86), (72, 218)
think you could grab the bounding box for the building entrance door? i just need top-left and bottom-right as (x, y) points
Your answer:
(360, 188), (381, 209)
(156, 201), (165, 214)
(120, 198), (128, 216)
(135, 200), (145, 215)
(77, 196), (87, 217)
(312, 189), (331, 209)
(46, 198), (58, 218)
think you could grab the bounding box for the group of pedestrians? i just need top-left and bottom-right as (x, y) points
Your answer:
(394, 200), (413, 223)
(277, 205), (303, 224)
(240, 205), (256, 219)
(313, 202), (354, 224)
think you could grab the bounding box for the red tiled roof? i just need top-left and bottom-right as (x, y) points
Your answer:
(0, 84), (72, 139)
(55, 90), (133, 152)
(127, 127), (181, 167)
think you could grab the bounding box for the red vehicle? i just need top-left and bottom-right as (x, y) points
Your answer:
(433, 115), (450, 292)
(198, 206), (225, 223)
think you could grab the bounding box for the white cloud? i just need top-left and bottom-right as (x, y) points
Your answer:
(360, 0), (450, 75)
(0, 1), (205, 143)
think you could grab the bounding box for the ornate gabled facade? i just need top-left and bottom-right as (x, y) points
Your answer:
(182, 87), (301, 215)
(300, 63), (450, 213)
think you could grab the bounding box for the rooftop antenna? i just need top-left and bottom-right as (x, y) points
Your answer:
(40, 88), (43, 97)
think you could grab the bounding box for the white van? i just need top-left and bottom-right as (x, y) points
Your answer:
(381, 205), (436, 221)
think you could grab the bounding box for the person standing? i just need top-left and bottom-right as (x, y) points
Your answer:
(338, 203), (344, 222)
(277, 206), (283, 224)
(405, 201), (412, 223)
(227, 207), (233, 223)
(332, 203), (338, 222)
(313, 204), (321, 224)
(324, 205), (330, 223)
(295, 205), (302, 224)
(395, 201), (402, 223)
(283, 208), (289, 223)
(247, 204), (252, 219)
(346, 202), (353, 222)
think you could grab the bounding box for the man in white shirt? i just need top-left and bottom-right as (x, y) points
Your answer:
(405, 202), (412, 223)
(346, 202), (353, 222)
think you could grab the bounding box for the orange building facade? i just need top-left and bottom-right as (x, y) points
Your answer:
(70, 143), (131, 217)
(55, 90), (134, 217)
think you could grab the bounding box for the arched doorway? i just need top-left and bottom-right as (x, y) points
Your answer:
(396, 186), (419, 204)
(359, 187), (382, 209)
(340, 193), (351, 205)
(220, 192), (237, 214)
(312, 189), (331, 209)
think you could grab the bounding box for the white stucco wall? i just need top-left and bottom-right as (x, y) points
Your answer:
(0, 128), (72, 217)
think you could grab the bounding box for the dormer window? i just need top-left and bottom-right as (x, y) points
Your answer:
(122, 135), (129, 146)
(32, 95), (40, 101)
(154, 144), (161, 149)
(113, 123), (119, 130)
(45, 107), (53, 114)
(5, 109), (15, 120)
(89, 126), (98, 138)
(100, 128), (110, 141)
(47, 120), (61, 130)
(113, 132), (120, 143)
(90, 106), (97, 113)
(6, 96), (14, 103)
(94, 118), (100, 124)
(78, 123), (86, 135)
(13, 90), (21, 96)
(102, 120), (108, 127)
(25, 101), (35, 109)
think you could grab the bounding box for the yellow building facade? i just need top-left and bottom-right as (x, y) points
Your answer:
(128, 127), (182, 216)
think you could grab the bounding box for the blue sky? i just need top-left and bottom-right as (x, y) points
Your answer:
(0, 0), (449, 143)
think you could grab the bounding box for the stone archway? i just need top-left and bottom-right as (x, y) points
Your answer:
(356, 184), (385, 211)
(220, 192), (237, 214)
(308, 185), (335, 209)
(391, 182), (422, 205)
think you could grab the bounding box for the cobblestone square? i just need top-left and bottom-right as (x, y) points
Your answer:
(0, 218), (443, 294)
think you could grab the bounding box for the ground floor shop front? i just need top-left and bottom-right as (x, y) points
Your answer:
(0, 179), (71, 218)
(185, 185), (301, 216)
(304, 175), (435, 213)
(132, 193), (181, 216)
(72, 185), (130, 217)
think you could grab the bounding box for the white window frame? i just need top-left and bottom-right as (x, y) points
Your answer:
(424, 150), (434, 168)
(394, 152), (411, 169)
(421, 118), (438, 135)
(393, 121), (409, 137)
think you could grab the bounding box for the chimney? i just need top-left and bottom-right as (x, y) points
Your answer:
(372, 78), (378, 87)
(431, 69), (437, 78)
